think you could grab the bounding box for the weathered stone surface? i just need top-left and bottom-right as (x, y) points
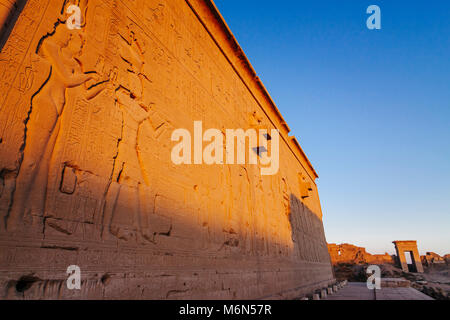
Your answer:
(445, 254), (450, 264)
(393, 241), (424, 273)
(0, 0), (334, 299)
(381, 278), (411, 288)
(328, 243), (394, 265)
(421, 252), (447, 266)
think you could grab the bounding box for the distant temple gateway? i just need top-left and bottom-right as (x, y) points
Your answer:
(328, 241), (426, 274)
(0, 0), (334, 299)
(392, 240), (424, 273)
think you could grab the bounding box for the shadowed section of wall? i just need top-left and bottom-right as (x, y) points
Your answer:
(0, 0), (334, 299)
(0, 0), (28, 50)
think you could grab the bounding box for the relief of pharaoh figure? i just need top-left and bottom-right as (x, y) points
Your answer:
(6, 21), (104, 230)
(102, 24), (155, 242)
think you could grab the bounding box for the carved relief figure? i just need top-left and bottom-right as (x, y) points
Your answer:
(221, 165), (253, 253)
(102, 24), (155, 241)
(237, 166), (253, 254)
(6, 21), (104, 230)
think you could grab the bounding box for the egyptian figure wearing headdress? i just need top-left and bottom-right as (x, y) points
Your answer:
(6, 10), (104, 230)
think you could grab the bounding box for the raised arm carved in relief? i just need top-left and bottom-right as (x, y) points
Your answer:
(6, 22), (104, 230)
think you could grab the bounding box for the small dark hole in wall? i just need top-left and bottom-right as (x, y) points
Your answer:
(15, 275), (40, 293)
(101, 273), (111, 285)
(0, 138), (3, 143)
(253, 146), (267, 157)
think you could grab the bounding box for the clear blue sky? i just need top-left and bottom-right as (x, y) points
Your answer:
(214, 0), (450, 256)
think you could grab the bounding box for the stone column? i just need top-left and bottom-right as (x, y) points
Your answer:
(411, 247), (424, 273)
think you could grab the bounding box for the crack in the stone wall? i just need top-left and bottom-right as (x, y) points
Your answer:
(41, 245), (78, 251)
(166, 288), (189, 299)
(3, 66), (52, 229)
(116, 162), (124, 183)
(35, 20), (63, 54)
(100, 108), (123, 237)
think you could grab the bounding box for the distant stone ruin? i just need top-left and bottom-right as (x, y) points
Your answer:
(393, 241), (424, 273)
(327, 243), (393, 265)
(422, 252), (447, 267)
(328, 241), (449, 275)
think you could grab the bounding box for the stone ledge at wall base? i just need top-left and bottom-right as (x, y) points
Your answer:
(260, 278), (336, 300)
(299, 282), (344, 300)
(381, 278), (411, 288)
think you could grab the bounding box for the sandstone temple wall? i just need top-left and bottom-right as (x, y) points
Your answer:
(0, 0), (334, 299)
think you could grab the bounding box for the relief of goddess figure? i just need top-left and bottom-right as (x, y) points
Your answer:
(6, 23), (104, 230)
